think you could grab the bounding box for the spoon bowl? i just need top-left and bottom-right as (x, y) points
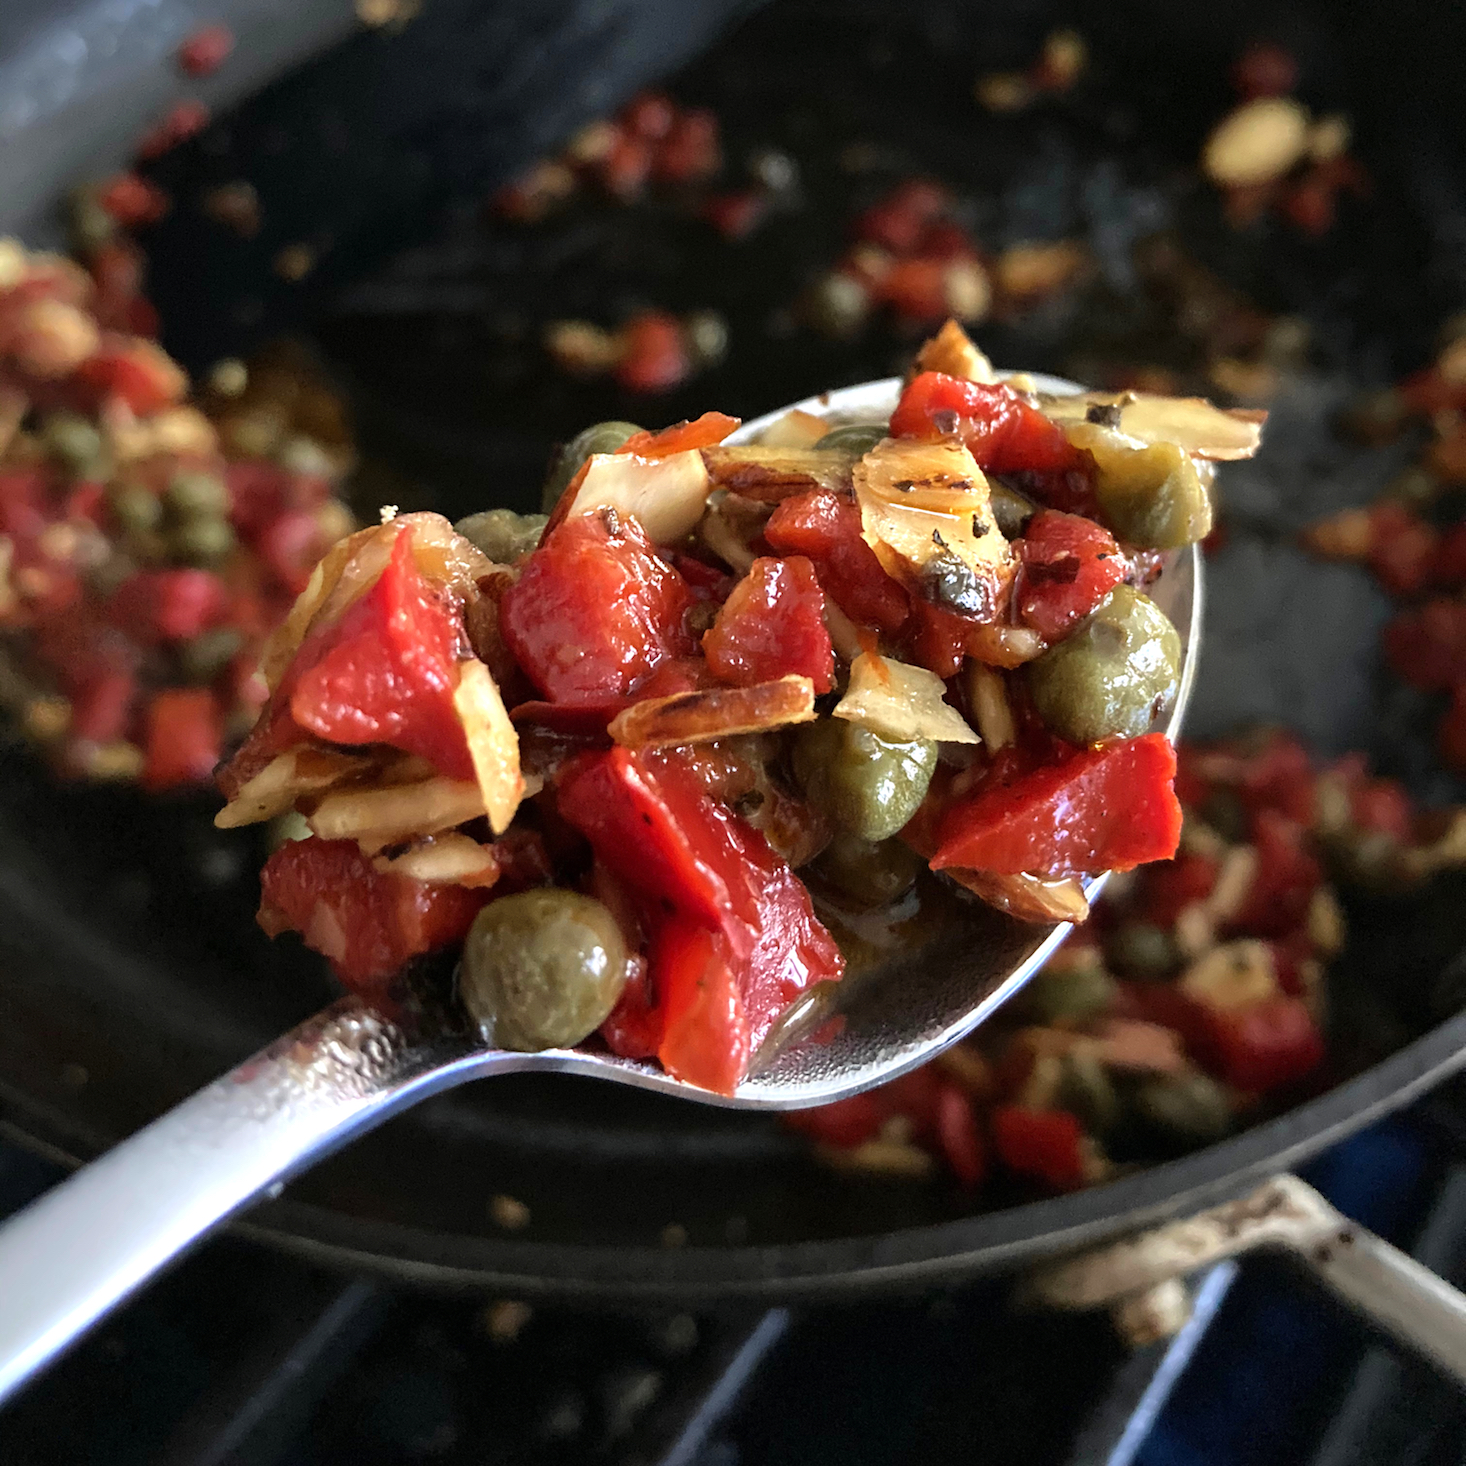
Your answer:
(0, 374), (1201, 1401)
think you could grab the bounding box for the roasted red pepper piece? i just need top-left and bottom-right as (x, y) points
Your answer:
(764, 488), (909, 631)
(781, 1092), (886, 1148)
(1138, 850), (1221, 929)
(559, 747), (842, 1093)
(258, 836), (489, 991)
(931, 733), (1182, 877)
(501, 510), (693, 704)
(702, 555), (834, 692)
(284, 526), (475, 778)
(890, 372), (1086, 476)
(651, 917), (749, 1094)
(141, 688), (223, 790)
(904, 598), (974, 680)
(105, 569), (230, 644)
(991, 1106), (1086, 1190)
(1237, 729), (1316, 825)
(1206, 996), (1324, 1092)
(1017, 510), (1126, 640)
(1227, 809), (1321, 938)
(936, 1083), (987, 1188)
(614, 311), (691, 395)
(557, 747), (762, 958)
(1385, 598), (1466, 691)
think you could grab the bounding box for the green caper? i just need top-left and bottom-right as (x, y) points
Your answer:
(454, 507), (549, 564)
(541, 420), (643, 513)
(172, 515), (237, 566)
(813, 423), (887, 456)
(1106, 921), (1180, 980)
(988, 479), (1037, 538)
(1071, 424), (1213, 548)
(791, 718), (938, 843)
(179, 627), (244, 683)
(43, 413), (104, 476)
(812, 831), (923, 906)
(1132, 1070), (1233, 1148)
(1014, 959), (1118, 1025)
(1026, 586), (1182, 744)
(459, 889), (630, 1051)
(165, 471), (230, 521)
(108, 482), (162, 535)
(1058, 1050), (1121, 1139)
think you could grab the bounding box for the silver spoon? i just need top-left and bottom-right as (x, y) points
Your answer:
(0, 375), (1200, 1401)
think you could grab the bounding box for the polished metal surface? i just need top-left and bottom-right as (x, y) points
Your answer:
(0, 376), (1201, 1402)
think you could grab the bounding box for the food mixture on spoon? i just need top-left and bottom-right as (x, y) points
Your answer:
(214, 321), (1264, 1095)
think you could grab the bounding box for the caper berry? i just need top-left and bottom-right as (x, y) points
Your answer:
(791, 718), (938, 843)
(459, 889), (630, 1051)
(1026, 586), (1181, 744)
(1073, 426), (1213, 549)
(1106, 921), (1180, 980)
(1132, 1070), (1232, 1148)
(540, 420), (643, 513)
(108, 482), (161, 535)
(920, 544), (992, 617)
(814, 423), (887, 456)
(1014, 959), (1118, 1025)
(165, 471), (230, 521)
(812, 831), (923, 906)
(179, 626), (244, 683)
(172, 515), (237, 566)
(455, 507), (549, 563)
(988, 479), (1037, 538)
(43, 413), (104, 476)
(1058, 1050), (1121, 1139)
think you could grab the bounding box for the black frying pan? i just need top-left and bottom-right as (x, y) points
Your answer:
(0, 0), (1464, 1299)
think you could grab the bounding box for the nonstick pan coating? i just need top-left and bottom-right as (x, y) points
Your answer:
(0, 0), (1464, 1296)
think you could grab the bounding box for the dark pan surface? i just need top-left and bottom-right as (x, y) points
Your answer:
(1, 0), (1465, 1295)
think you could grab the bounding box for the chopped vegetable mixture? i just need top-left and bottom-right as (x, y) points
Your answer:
(216, 320), (1263, 1094)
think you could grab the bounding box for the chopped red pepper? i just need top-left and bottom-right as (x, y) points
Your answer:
(621, 92), (677, 140)
(1441, 686), (1466, 773)
(1367, 500), (1438, 597)
(702, 191), (769, 241)
(76, 336), (186, 414)
(106, 569), (230, 644)
(617, 411), (740, 459)
(991, 1106), (1086, 1190)
(890, 372), (1087, 477)
(1206, 996), (1324, 1092)
(141, 688), (222, 790)
(177, 22), (235, 76)
(97, 173), (171, 228)
(764, 487), (909, 631)
(259, 836), (488, 992)
(282, 526), (475, 778)
(1237, 728), (1316, 826)
(558, 747), (842, 1093)
(652, 109), (721, 184)
(904, 597), (974, 680)
(1017, 510), (1125, 640)
(1384, 598), (1466, 691)
(501, 510), (693, 705)
(931, 733), (1182, 877)
(781, 1092), (885, 1148)
(936, 1083), (987, 1187)
(1139, 850), (1221, 929)
(613, 312), (689, 395)
(854, 180), (950, 255)
(702, 555), (834, 692)
(1228, 809), (1321, 938)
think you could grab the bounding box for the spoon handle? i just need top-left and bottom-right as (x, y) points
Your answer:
(0, 996), (493, 1405)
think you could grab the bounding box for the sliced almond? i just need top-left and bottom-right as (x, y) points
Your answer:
(912, 318), (998, 383)
(1041, 391), (1265, 461)
(453, 657), (524, 835)
(755, 407), (832, 449)
(214, 744), (374, 828)
(942, 868), (1089, 923)
(609, 675), (816, 749)
(834, 651), (979, 745)
(372, 831), (500, 886)
(701, 445), (855, 501)
(561, 448), (710, 544)
(309, 777), (485, 850)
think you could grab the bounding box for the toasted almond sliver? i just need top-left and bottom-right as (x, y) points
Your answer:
(701, 446), (855, 501)
(372, 832), (499, 886)
(214, 746), (373, 828)
(1040, 391), (1265, 461)
(942, 868), (1089, 923)
(453, 658), (524, 835)
(834, 651), (979, 745)
(609, 675), (816, 749)
(755, 407), (832, 449)
(309, 777), (485, 847)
